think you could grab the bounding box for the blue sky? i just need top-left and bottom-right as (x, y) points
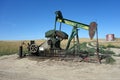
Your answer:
(0, 0), (120, 40)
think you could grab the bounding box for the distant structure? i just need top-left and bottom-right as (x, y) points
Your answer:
(106, 34), (115, 41)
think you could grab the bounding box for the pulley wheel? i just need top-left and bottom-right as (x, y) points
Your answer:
(30, 44), (38, 53)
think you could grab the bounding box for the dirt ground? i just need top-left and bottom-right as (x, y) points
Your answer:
(0, 54), (120, 80)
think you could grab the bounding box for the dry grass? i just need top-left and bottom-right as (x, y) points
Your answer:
(0, 38), (120, 56)
(61, 38), (120, 48)
(98, 38), (120, 47)
(0, 41), (21, 56)
(0, 40), (45, 56)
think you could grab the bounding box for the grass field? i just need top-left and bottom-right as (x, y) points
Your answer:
(0, 38), (120, 56)
(0, 41), (21, 56)
(0, 40), (45, 56)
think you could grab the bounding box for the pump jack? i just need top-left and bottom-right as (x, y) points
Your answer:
(55, 11), (97, 49)
(48, 11), (101, 63)
(19, 11), (101, 64)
